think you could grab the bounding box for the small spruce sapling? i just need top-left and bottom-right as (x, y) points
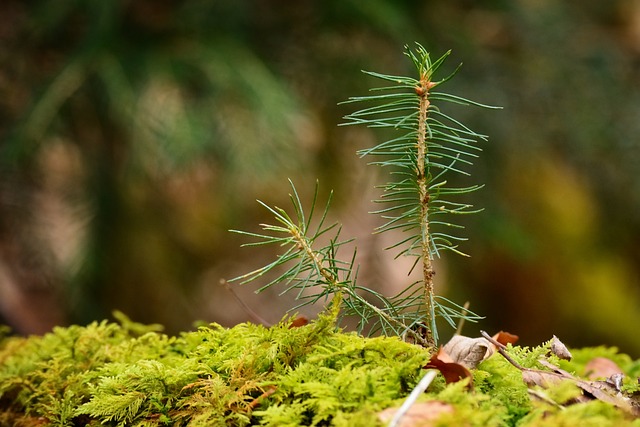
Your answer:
(231, 44), (499, 347)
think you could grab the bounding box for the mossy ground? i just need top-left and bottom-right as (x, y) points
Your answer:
(0, 312), (638, 426)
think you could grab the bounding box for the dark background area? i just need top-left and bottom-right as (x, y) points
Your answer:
(1, 0), (639, 356)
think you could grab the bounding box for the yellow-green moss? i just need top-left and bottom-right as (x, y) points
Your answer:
(1, 317), (638, 426)
(0, 313), (431, 426)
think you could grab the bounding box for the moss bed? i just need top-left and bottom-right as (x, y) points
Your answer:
(1, 311), (639, 426)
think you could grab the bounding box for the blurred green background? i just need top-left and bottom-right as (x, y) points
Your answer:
(1, 0), (639, 356)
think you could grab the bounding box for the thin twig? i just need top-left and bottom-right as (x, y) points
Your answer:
(527, 389), (565, 410)
(480, 330), (525, 370)
(454, 301), (470, 335)
(220, 279), (271, 326)
(248, 386), (278, 410)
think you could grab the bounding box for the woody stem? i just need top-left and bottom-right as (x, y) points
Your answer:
(416, 76), (436, 348)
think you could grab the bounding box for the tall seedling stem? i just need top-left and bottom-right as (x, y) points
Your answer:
(417, 75), (437, 347)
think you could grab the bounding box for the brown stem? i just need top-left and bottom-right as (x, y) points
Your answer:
(480, 330), (526, 370)
(416, 76), (437, 348)
(291, 227), (337, 285)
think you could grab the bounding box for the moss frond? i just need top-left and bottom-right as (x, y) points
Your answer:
(2, 316), (639, 426)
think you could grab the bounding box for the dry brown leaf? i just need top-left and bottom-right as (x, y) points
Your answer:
(550, 335), (572, 361)
(442, 335), (493, 369)
(493, 331), (519, 346)
(576, 378), (637, 415)
(521, 367), (568, 388)
(538, 359), (637, 414)
(538, 359), (576, 378)
(528, 360), (636, 416)
(424, 347), (474, 388)
(585, 357), (624, 380)
(438, 330), (518, 370)
(288, 316), (309, 328)
(378, 401), (454, 427)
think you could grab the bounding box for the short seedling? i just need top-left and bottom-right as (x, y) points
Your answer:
(231, 43), (499, 347)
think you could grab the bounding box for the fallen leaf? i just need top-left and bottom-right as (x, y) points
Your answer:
(538, 359), (638, 414)
(526, 359), (638, 416)
(493, 331), (519, 346)
(424, 347), (474, 388)
(378, 401), (454, 427)
(482, 331), (640, 418)
(585, 357), (624, 380)
(288, 316), (309, 328)
(550, 335), (572, 361)
(604, 374), (625, 392)
(442, 335), (493, 369)
(538, 359), (576, 378)
(521, 367), (568, 388)
(576, 378), (637, 415)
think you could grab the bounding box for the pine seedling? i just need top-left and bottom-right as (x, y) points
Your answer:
(230, 180), (424, 344)
(231, 44), (499, 347)
(341, 44), (500, 345)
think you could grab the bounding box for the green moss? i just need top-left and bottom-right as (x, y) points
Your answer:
(1, 317), (638, 426)
(431, 380), (509, 426)
(521, 399), (634, 427)
(472, 344), (640, 427)
(0, 313), (430, 426)
(474, 352), (533, 424)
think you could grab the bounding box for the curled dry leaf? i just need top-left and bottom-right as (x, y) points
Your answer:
(378, 401), (454, 427)
(605, 374), (625, 392)
(424, 347), (474, 388)
(440, 331), (518, 369)
(423, 331), (520, 394)
(550, 335), (572, 361)
(442, 335), (493, 369)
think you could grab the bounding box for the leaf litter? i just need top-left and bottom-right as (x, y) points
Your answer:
(382, 330), (640, 426)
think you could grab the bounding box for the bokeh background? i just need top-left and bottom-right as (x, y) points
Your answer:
(1, 0), (639, 356)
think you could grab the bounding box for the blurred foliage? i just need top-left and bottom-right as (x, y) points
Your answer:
(0, 0), (639, 355)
